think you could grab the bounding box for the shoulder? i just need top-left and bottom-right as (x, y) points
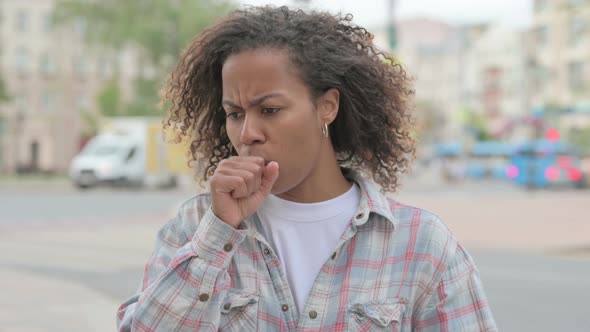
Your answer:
(352, 171), (459, 259)
(384, 196), (460, 265)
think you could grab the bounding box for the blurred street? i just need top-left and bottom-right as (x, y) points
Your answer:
(1, 176), (589, 332)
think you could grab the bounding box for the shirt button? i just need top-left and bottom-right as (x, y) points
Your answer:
(223, 243), (233, 252)
(355, 212), (364, 220)
(309, 310), (318, 319)
(263, 248), (271, 255)
(281, 304), (289, 312)
(199, 293), (209, 302)
(223, 303), (231, 310)
(331, 252), (337, 260)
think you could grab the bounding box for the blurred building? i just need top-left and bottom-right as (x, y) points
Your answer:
(529, 0), (590, 108)
(0, 0), (137, 174)
(463, 25), (532, 140)
(395, 18), (488, 141)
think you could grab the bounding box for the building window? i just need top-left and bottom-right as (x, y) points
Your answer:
(534, 0), (549, 11)
(73, 17), (87, 39)
(40, 52), (56, 76)
(569, 61), (586, 91)
(568, 0), (587, 7)
(42, 13), (52, 33)
(14, 94), (28, 113)
(533, 64), (551, 93)
(569, 16), (586, 46)
(15, 9), (28, 32)
(41, 93), (53, 112)
(535, 26), (548, 46)
(97, 57), (114, 79)
(15, 47), (30, 74)
(76, 94), (90, 111)
(73, 56), (88, 79)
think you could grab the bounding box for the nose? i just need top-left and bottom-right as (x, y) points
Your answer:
(239, 114), (265, 146)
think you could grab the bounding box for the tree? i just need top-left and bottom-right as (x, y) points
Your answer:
(0, 76), (12, 171)
(415, 100), (446, 143)
(0, 77), (10, 103)
(97, 79), (121, 117)
(568, 128), (590, 156)
(457, 106), (492, 141)
(54, 0), (235, 116)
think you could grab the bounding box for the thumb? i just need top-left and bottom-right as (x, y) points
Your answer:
(260, 161), (279, 194)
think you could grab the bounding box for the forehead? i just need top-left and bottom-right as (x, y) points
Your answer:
(221, 48), (305, 94)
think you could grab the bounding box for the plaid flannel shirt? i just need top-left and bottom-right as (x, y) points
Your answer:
(117, 170), (497, 331)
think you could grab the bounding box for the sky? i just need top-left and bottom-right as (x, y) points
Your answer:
(239, 0), (533, 29)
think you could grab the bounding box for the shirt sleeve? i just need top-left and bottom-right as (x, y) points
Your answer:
(116, 205), (248, 332)
(414, 243), (498, 331)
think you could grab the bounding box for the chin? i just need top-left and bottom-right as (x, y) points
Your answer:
(270, 184), (286, 196)
(269, 178), (291, 196)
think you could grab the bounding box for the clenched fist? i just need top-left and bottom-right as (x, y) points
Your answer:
(210, 156), (279, 228)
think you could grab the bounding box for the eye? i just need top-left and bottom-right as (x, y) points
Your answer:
(262, 108), (281, 114)
(226, 112), (243, 120)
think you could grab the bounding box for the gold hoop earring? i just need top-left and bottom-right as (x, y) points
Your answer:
(322, 123), (329, 138)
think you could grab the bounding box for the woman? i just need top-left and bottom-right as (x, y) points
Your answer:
(117, 6), (497, 331)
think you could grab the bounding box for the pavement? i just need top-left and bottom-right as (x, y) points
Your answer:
(395, 185), (590, 255)
(1, 175), (589, 331)
(0, 181), (181, 332)
(0, 223), (163, 332)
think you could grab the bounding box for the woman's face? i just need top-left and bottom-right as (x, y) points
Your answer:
(221, 48), (329, 195)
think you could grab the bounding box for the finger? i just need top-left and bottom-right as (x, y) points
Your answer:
(216, 168), (261, 197)
(220, 160), (264, 177)
(259, 161), (279, 195)
(217, 159), (264, 179)
(226, 156), (265, 168)
(213, 175), (249, 198)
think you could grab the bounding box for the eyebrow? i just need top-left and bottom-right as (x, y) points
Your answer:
(222, 93), (285, 109)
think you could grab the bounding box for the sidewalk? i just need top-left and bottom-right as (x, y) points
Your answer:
(395, 189), (590, 254)
(0, 223), (161, 332)
(0, 270), (117, 332)
(0, 176), (71, 193)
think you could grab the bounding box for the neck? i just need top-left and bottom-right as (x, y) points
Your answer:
(277, 145), (351, 203)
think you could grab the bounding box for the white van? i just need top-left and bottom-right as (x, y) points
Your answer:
(69, 118), (189, 189)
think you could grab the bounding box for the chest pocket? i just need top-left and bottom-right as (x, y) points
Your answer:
(347, 298), (406, 331)
(219, 289), (259, 332)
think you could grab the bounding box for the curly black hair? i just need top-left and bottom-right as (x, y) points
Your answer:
(163, 5), (415, 192)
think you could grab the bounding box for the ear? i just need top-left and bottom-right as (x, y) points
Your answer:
(318, 88), (340, 125)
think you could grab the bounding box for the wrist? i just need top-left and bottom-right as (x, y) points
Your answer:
(192, 208), (247, 268)
(211, 207), (242, 228)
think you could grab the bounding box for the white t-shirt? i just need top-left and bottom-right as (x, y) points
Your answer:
(257, 183), (361, 314)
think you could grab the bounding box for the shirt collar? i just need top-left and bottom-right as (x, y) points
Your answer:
(342, 168), (397, 229)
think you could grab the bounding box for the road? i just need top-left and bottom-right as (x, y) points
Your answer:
(1, 179), (589, 331)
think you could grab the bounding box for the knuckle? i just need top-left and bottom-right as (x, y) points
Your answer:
(245, 172), (255, 181)
(209, 176), (221, 189)
(236, 177), (247, 187)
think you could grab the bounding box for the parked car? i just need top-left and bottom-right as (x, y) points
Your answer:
(507, 140), (587, 189)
